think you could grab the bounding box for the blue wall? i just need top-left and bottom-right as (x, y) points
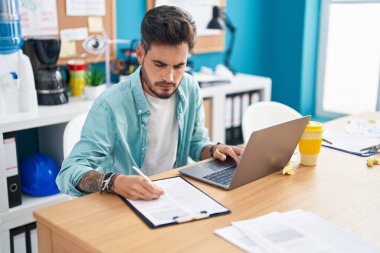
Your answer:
(116, 0), (320, 116)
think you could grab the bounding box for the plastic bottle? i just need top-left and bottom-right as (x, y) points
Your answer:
(0, 0), (24, 54)
(68, 59), (86, 96)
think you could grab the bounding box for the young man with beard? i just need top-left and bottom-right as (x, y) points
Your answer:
(56, 5), (244, 200)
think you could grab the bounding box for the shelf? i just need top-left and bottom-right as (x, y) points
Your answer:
(0, 97), (94, 133)
(200, 73), (271, 98)
(0, 193), (71, 231)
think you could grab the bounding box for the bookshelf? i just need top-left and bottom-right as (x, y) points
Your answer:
(200, 73), (272, 144)
(0, 97), (93, 253)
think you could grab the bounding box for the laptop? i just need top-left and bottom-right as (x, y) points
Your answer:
(179, 116), (310, 190)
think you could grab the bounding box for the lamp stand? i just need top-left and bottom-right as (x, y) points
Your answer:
(224, 15), (236, 74)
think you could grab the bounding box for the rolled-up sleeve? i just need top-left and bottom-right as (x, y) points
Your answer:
(56, 100), (117, 196)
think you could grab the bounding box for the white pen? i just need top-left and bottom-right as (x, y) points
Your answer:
(132, 166), (153, 183)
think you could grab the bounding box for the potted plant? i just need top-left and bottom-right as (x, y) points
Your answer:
(84, 67), (106, 100)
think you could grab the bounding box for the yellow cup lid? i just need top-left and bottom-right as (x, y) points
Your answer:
(305, 121), (324, 132)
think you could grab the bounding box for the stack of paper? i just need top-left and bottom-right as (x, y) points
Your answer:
(193, 72), (231, 87)
(214, 210), (380, 253)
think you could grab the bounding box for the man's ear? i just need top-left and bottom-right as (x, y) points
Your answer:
(136, 44), (145, 65)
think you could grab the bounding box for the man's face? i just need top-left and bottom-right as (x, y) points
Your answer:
(137, 42), (189, 99)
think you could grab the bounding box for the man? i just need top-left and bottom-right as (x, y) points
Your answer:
(56, 5), (244, 200)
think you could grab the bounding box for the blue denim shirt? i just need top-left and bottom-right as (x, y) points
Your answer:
(56, 66), (211, 196)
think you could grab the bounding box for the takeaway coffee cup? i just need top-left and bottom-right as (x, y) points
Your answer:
(299, 121), (324, 166)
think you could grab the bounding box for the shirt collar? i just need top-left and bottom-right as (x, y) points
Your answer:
(130, 66), (150, 115)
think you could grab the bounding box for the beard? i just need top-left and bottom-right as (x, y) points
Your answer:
(140, 64), (180, 99)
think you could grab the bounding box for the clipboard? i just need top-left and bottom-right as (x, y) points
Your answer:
(323, 129), (380, 157)
(121, 176), (230, 228)
(322, 144), (376, 157)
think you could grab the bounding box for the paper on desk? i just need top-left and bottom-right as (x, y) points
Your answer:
(126, 177), (228, 227)
(220, 210), (380, 253)
(214, 226), (269, 253)
(323, 129), (380, 156)
(344, 119), (380, 138)
(282, 210), (380, 253)
(233, 212), (331, 253)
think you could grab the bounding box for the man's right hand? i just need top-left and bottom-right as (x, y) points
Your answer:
(112, 175), (164, 200)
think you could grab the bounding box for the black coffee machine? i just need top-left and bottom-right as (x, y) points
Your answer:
(23, 38), (68, 105)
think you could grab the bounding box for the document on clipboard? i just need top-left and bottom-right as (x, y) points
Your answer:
(121, 176), (230, 228)
(323, 129), (380, 157)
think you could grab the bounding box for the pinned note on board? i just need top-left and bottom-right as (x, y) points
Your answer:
(66, 0), (106, 16)
(88, 16), (103, 32)
(60, 27), (89, 41)
(59, 41), (76, 58)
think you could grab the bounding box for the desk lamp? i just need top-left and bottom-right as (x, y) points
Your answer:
(207, 6), (236, 73)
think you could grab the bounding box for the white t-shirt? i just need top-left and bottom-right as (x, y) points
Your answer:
(142, 92), (178, 175)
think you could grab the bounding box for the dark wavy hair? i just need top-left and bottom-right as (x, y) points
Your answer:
(141, 5), (197, 52)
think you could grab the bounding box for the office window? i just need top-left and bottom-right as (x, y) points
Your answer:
(316, 0), (380, 119)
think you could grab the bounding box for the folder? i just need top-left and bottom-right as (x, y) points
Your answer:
(10, 226), (27, 253)
(26, 223), (38, 253)
(3, 132), (22, 208)
(225, 96), (233, 144)
(241, 92), (250, 120)
(121, 176), (230, 228)
(250, 91), (260, 105)
(232, 95), (243, 145)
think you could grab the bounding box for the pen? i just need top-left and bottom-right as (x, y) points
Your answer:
(322, 138), (333, 145)
(132, 166), (153, 183)
(360, 144), (380, 153)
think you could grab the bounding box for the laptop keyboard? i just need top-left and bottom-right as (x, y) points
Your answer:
(203, 167), (237, 186)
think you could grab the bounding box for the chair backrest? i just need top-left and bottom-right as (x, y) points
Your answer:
(242, 101), (302, 143)
(63, 112), (88, 158)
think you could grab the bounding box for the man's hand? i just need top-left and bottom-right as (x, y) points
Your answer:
(210, 144), (245, 163)
(112, 174), (164, 200)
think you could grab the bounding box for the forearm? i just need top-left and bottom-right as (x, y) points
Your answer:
(76, 170), (102, 193)
(76, 172), (164, 200)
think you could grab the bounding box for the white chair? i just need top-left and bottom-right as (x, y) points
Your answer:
(242, 101), (302, 172)
(63, 112), (88, 158)
(242, 101), (301, 144)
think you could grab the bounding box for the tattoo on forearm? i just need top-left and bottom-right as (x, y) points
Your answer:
(76, 171), (102, 193)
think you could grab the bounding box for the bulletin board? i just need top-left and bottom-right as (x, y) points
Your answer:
(55, 0), (116, 65)
(146, 0), (226, 54)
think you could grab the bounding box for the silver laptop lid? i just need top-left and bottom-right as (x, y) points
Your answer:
(179, 116), (310, 190)
(228, 115), (310, 189)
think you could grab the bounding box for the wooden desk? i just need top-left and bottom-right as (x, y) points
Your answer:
(34, 113), (380, 253)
